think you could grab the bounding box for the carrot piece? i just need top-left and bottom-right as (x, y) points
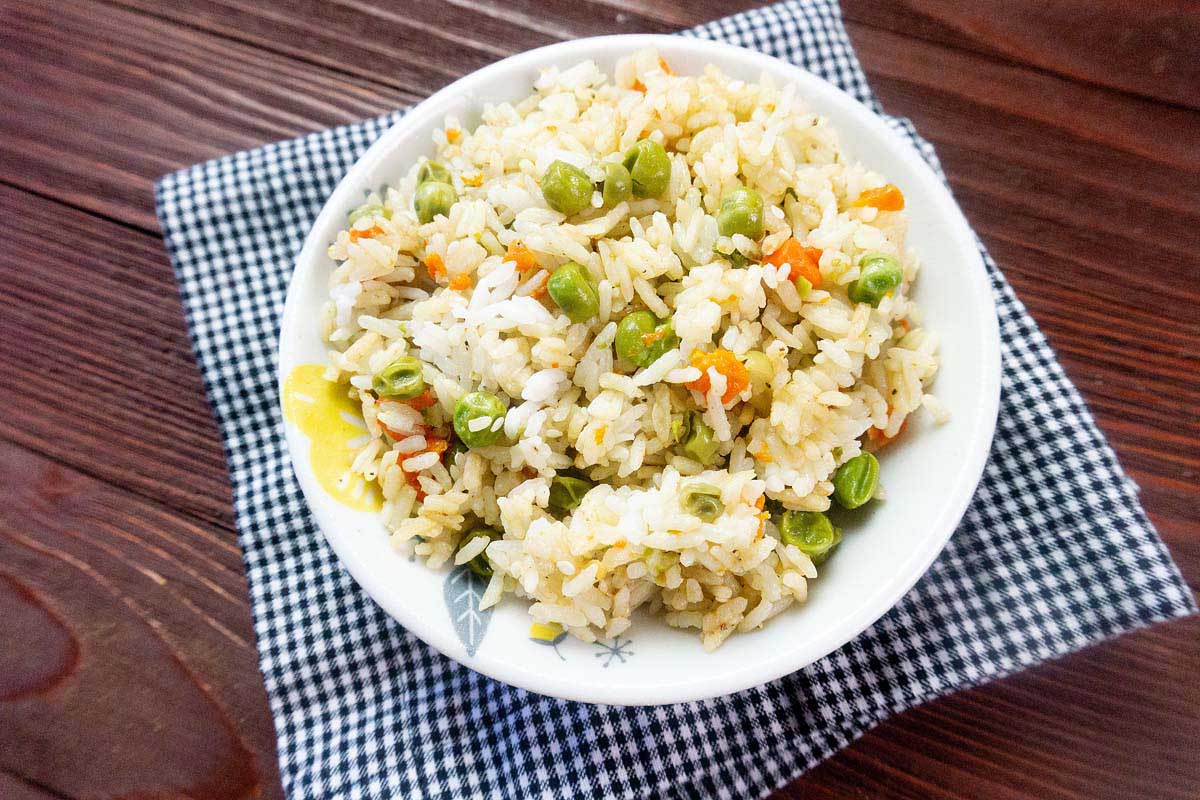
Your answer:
(423, 252), (446, 280)
(348, 224), (384, 243)
(422, 436), (449, 455)
(764, 237), (822, 290)
(658, 56), (672, 75)
(867, 418), (907, 448)
(504, 242), (539, 273)
(686, 349), (751, 404)
(851, 184), (905, 211)
(403, 389), (438, 411)
(449, 273), (472, 291)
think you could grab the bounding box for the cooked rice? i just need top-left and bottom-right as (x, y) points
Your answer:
(318, 49), (942, 650)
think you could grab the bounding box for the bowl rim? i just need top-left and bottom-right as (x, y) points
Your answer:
(278, 33), (1001, 705)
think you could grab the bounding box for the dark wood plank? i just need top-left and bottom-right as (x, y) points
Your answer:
(789, 618), (1200, 800)
(0, 440), (280, 800)
(842, 0), (1200, 111)
(0, 1), (1196, 799)
(0, 0), (420, 230)
(0, 182), (237, 529)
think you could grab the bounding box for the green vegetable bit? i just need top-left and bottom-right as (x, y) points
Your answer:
(548, 474), (593, 512)
(848, 252), (903, 306)
(681, 483), (725, 522)
(546, 261), (600, 323)
(348, 202), (388, 226)
(622, 139), (672, 198)
(540, 160), (594, 216)
(452, 390), (507, 449)
(831, 452), (880, 509)
(615, 311), (677, 367)
(743, 350), (773, 413)
(716, 186), (765, 240)
(673, 411), (720, 465)
(777, 510), (843, 564)
(601, 162), (633, 206)
(457, 528), (501, 578)
(372, 355), (425, 400)
(417, 160), (451, 186)
(414, 180), (457, 224)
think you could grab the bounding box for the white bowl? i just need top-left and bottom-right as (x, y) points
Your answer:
(278, 34), (1000, 706)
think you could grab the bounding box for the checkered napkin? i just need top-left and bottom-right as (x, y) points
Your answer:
(156, 1), (1195, 797)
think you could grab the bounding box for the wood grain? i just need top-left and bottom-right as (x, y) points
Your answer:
(0, 0), (1196, 798)
(841, 0), (1200, 111)
(0, 440), (278, 799)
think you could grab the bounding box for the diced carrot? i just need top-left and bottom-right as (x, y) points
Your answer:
(851, 183), (905, 211)
(632, 79), (646, 93)
(753, 442), (773, 463)
(764, 237), (822, 290)
(422, 436), (449, 455)
(403, 470), (426, 501)
(403, 389), (438, 411)
(867, 418), (907, 448)
(445, 128), (461, 144)
(686, 349), (750, 404)
(449, 273), (472, 291)
(505, 242), (539, 273)
(348, 224), (384, 243)
(423, 252), (446, 280)
(658, 56), (672, 75)
(754, 495), (766, 510)
(527, 272), (550, 299)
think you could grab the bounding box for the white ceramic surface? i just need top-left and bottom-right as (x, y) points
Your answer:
(278, 34), (1001, 706)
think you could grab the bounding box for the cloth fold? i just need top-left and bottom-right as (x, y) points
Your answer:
(156, 1), (1195, 797)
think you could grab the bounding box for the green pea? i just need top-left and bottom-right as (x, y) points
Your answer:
(546, 261), (599, 323)
(458, 528), (501, 578)
(417, 160), (451, 186)
(674, 411), (719, 465)
(670, 414), (689, 447)
(453, 391), (507, 449)
(831, 452), (880, 509)
(414, 181), (457, 223)
(615, 311), (677, 367)
(622, 139), (672, 198)
(778, 510), (842, 564)
(725, 249), (750, 269)
(848, 252), (903, 306)
(348, 202), (388, 226)
(743, 350), (773, 413)
(602, 162), (633, 206)
(372, 355), (425, 400)
(681, 483), (724, 522)
(540, 160), (594, 216)
(716, 187), (765, 239)
(549, 474), (593, 512)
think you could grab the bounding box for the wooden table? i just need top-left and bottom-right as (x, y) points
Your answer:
(1, 1), (1197, 797)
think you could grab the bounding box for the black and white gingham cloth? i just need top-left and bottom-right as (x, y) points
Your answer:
(156, 2), (1195, 797)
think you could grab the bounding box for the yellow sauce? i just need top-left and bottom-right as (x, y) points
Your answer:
(282, 364), (382, 512)
(529, 621), (564, 642)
